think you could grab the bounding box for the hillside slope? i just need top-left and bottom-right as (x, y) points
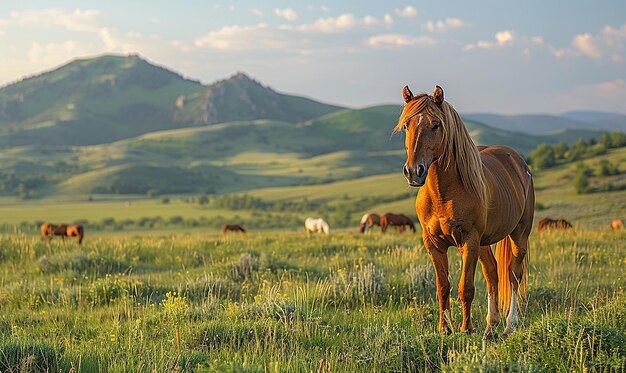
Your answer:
(0, 54), (343, 146)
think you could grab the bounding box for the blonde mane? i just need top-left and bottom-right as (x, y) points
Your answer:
(395, 94), (488, 207)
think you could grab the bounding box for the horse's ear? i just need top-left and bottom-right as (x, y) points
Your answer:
(402, 85), (414, 103)
(433, 85), (444, 106)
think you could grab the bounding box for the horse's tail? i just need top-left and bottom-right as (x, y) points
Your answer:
(495, 236), (528, 315)
(78, 225), (84, 244)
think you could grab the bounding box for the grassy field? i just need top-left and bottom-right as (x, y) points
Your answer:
(0, 229), (623, 371)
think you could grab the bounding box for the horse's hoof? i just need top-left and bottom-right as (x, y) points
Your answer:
(482, 329), (498, 341)
(501, 328), (515, 339)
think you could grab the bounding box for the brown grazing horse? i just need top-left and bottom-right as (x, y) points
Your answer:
(41, 223), (84, 244)
(359, 213), (381, 233)
(41, 223), (68, 240)
(396, 85), (534, 339)
(221, 224), (246, 234)
(380, 213), (416, 233)
(611, 219), (624, 230)
(66, 224), (84, 244)
(537, 218), (573, 231)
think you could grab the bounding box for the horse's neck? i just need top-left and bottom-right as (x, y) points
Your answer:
(423, 161), (465, 203)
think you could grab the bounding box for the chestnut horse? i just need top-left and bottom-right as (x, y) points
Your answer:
(396, 85), (534, 339)
(537, 218), (573, 231)
(380, 213), (416, 233)
(610, 219), (624, 230)
(221, 224), (246, 234)
(359, 213), (381, 233)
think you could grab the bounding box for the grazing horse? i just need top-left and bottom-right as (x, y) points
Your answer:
(359, 213), (381, 233)
(537, 218), (573, 231)
(41, 223), (68, 241)
(611, 219), (624, 230)
(395, 85), (534, 339)
(380, 213), (416, 233)
(221, 224), (246, 234)
(66, 224), (84, 244)
(305, 217), (330, 235)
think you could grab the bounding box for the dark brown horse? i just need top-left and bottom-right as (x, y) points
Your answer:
(221, 224), (246, 234)
(396, 85), (534, 339)
(66, 224), (84, 244)
(359, 213), (381, 233)
(380, 213), (416, 233)
(537, 218), (572, 231)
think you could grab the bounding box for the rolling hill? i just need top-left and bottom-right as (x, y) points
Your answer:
(463, 113), (623, 135)
(0, 54), (342, 146)
(0, 53), (620, 199)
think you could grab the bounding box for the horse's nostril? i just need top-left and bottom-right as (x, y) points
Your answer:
(403, 165), (410, 177)
(417, 164), (425, 177)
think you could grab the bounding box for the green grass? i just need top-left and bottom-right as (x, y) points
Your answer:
(0, 230), (623, 371)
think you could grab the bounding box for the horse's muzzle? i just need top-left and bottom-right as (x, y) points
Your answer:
(403, 163), (428, 187)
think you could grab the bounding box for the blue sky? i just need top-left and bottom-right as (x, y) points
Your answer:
(0, 1), (625, 114)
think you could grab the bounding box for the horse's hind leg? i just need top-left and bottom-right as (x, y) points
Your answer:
(479, 245), (500, 340)
(503, 196), (534, 337)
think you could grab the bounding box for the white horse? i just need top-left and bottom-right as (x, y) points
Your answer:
(305, 217), (330, 235)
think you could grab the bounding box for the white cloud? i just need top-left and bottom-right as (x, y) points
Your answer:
(363, 16), (379, 26)
(251, 8), (263, 17)
(298, 13), (357, 33)
(424, 18), (465, 33)
(572, 33), (601, 59)
(394, 6), (417, 18)
(367, 34), (435, 48)
(465, 30), (514, 51)
(547, 24), (626, 61)
(495, 30), (514, 45)
(321, 5), (330, 12)
(274, 8), (298, 21)
(384, 14), (393, 26)
(10, 8), (102, 32)
(194, 23), (298, 51)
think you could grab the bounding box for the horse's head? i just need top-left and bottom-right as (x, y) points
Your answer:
(396, 85), (446, 187)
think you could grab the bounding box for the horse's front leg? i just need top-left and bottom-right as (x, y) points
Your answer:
(424, 238), (452, 334)
(458, 236), (480, 334)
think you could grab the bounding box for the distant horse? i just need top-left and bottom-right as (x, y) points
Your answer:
(359, 213), (381, 233)
(380, 213), (416, 233)
(305, 217), (330, 235)
(396, 85), (534, 339)
(611, 219), (624, 230)
(221, 224), (246, 234)
(537, 218), (573, 231)
(41, 223), (68, 241)
(66, 224), (84, 244)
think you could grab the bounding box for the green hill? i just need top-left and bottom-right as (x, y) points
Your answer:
(0, 54), (617, 199)
(0, 54), (342, 147)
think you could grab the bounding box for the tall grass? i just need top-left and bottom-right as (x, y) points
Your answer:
(0, 230), (623, 371)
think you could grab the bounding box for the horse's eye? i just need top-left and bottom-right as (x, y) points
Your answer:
(432, 123), (440, 131)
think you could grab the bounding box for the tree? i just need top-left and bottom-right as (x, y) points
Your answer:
(553, 141), (569, 160)
(529, 143), (556, 170)
(567, 138), (588, 161)
(574, 162), (592, 194)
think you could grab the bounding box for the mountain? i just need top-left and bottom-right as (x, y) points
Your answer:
(560, 110), (624, 123)
(0, 53), (619, 198)
(0, 54), (342, 147)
